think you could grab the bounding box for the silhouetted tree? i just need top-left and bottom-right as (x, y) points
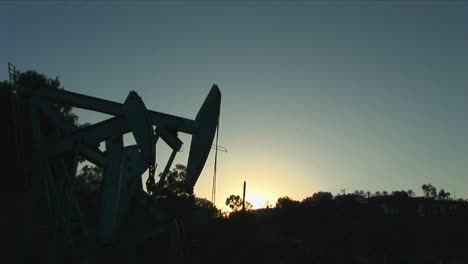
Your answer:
(160, 164), (191, 196)
(225, 195), (252, 212)
(302, 192), (333, 207)
(438, 189), (451, 200)
(226, 194), (247, 212)
(407, 190), (415, 197)
(195, 197), (215, 209)
(333, 194), (368, 218)
(422, 184), (437, 199)
(225, 195), (242, 211)
(244, 201), (253, 211)
(2, 70), (81, 191)
(158, 164), (194, 216)
(194, 197), (222, 218)
(301, 192), (334, 218)
(13, 70), (78, 124)
(391, 190), (409, 199)
(77, 164), (103, 186)
(276, 196), (300, 209)
(353, 190), (366, 197)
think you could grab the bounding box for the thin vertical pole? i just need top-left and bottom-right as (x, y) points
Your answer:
(242, 181), (246, 211)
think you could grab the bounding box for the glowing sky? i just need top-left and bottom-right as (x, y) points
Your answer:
(1, 2), (467, 210)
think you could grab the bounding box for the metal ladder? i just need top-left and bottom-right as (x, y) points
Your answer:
(8, 63), (27, 186)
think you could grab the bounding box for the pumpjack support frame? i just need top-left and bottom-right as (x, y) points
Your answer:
(12, 83), (221, 264)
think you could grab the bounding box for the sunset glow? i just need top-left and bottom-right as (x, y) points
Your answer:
(246, 190), (275, 209)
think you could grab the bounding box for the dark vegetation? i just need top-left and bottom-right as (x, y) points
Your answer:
(2, 70), (468, 264)
(189, 187), (468, 264)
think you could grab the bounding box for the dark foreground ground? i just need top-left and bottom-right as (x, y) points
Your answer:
(3, 189), (467, 264)
(186, 214), (468, 264)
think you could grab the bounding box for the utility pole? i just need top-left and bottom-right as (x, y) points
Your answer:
(242, 181), (246, 212)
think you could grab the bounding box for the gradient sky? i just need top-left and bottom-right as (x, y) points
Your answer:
(1, 1), (467, 209)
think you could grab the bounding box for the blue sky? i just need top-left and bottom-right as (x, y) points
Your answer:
(1, 1), (467, 208)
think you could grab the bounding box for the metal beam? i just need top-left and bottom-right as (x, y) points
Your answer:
(148, 111), (195, 134)
(32, 88), (123, 116)
(28, 87), (196, 133)
(46, 117), (129, 157)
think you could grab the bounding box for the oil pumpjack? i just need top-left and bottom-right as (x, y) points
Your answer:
(6, 78), (221, 264)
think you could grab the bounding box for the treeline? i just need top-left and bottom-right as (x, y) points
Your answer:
(276, 183), (463, 209)
(209, 187), (468, 264)
(238, 184), (468, 221)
